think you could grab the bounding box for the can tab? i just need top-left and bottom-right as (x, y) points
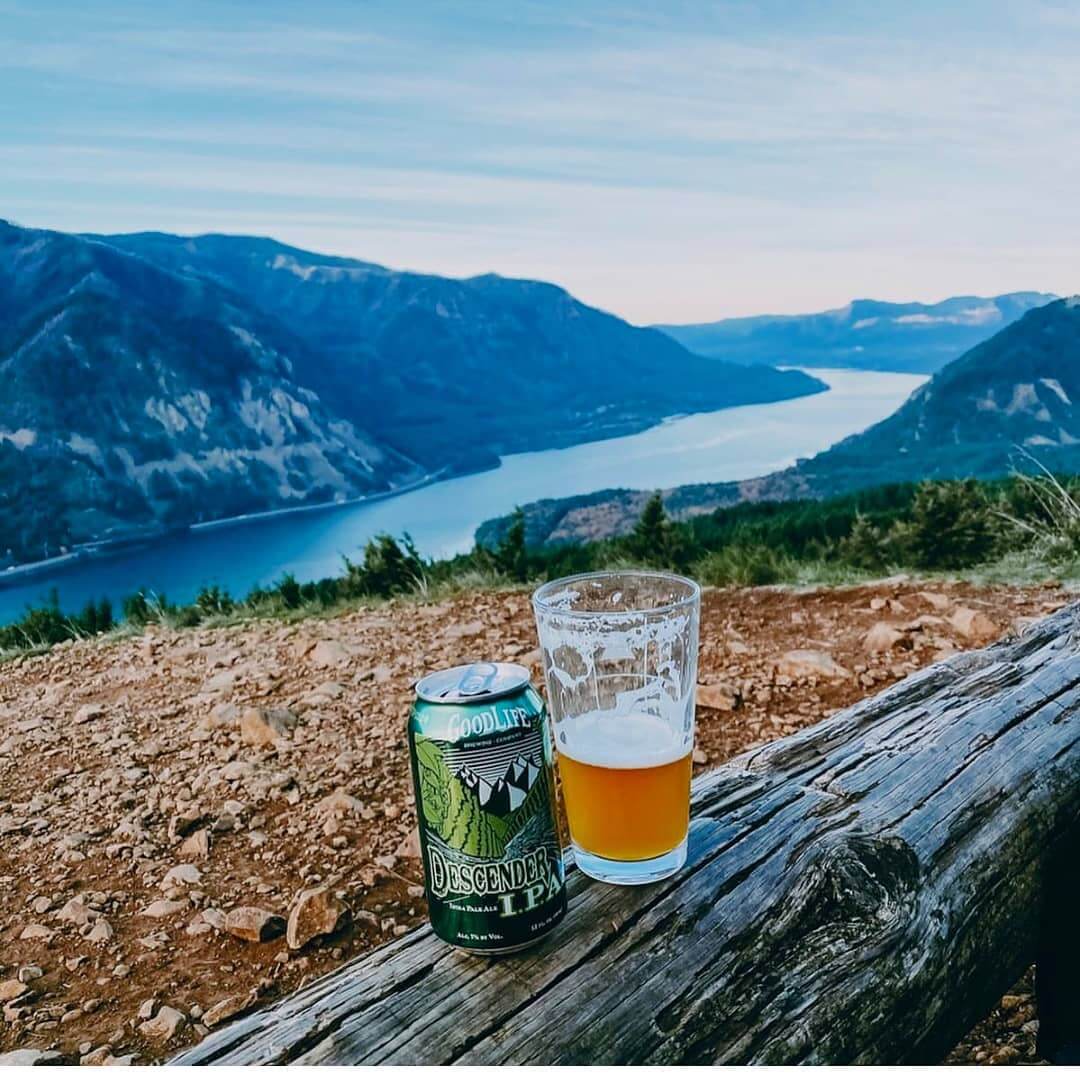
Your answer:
(415, 661), (531, 704)
(455, 662), (499, 698)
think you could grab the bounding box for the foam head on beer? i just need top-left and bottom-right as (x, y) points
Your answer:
(556, 709), (692, 863)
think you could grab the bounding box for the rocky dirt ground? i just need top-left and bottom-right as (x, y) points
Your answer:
(0, 578), (1072, 1065)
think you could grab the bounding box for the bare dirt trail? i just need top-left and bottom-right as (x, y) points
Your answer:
(0, 579), (1070, 1065)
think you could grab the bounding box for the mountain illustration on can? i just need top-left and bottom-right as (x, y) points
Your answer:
(408, 661), (567, 954)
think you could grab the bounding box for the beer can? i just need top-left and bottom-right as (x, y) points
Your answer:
(408, 661), (567, 954)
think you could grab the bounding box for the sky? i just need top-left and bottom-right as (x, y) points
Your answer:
(2, 0), (1079, 324)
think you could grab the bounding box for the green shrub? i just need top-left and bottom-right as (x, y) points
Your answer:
(888, 480), (997, 570)
(343, 533), (426, 598)
(0, 591), (67, 649)
(276, 573), (303, 610)
(693, 544), (788, 587)
(121, 589), (172, 625)
(195, 585), (234, 617)
(122, 590), (153, 626)
(997, 470), (1080, 562)
(838, 513), (892, 571)
(76, 597), (114, 636)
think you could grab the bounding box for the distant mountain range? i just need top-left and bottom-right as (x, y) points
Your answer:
(481, 296), (1080, 547)
(657, 293), (1056, 374)
(0, 221), (421, 568)
(456, 754), (541, 816)
(0, 220), (822, 567)
(95, 231), (823, 468)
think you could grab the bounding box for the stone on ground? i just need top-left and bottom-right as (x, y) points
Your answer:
(862, 622), (907, 653)
(286, 886), (351, 951)
(774, 649), (851, 681)
(949, 606), (1001, 641)
(696, 683), (738, 710)
(138, 1005), (187, 1042)
(224, 906), (286, 943)
(240, 706), (296, 747)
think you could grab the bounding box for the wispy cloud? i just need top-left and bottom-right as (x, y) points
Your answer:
(1, 1), (1077, 320)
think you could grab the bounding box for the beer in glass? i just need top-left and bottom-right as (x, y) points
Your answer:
(532, 571), (700, 884)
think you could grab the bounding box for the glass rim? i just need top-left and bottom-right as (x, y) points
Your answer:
(531, 569), (701, 621)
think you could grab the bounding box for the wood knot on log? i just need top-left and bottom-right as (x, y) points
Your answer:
(783, 833), (920, 950)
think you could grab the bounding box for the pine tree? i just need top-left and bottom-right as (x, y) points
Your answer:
(78, 599), (100, 635)
(495, 507), (529, 581)
(629, 492), (677, 566)
(839, 513), (889, 570)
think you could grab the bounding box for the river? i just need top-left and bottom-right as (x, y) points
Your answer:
(0, 368), (925, 624)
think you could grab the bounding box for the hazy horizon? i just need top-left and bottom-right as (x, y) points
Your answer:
(4, 214), (1062, 328)
(3, 1), (1078, 322)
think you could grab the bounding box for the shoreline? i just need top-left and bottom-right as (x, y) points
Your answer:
(0, 470), (450, 589)
(188, 469), (446, 532)
(0, 375), (837, 592)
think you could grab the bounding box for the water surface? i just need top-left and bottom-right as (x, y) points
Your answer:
(0, 369), (925, 623)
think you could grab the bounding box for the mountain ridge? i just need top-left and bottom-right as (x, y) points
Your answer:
(0, 219), (823, 568)
(0, 220), (421, 567)
(481, 296), (1080, 547)
(657, 292), (1057, 374)
(98, 228), (826, 468)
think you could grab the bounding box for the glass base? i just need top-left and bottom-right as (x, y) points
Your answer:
(573, 838), (687, 885)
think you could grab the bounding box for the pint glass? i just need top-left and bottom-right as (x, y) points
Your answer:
(531, 571), (700, 885)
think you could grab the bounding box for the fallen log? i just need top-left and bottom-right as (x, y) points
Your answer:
(174, 601), (1080, 1065)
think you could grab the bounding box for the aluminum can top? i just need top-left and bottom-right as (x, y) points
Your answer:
(415, 661), (531, 705)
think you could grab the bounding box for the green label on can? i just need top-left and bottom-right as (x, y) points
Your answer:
(409, 690), (566, 952)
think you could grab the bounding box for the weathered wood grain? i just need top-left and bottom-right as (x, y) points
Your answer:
(173, 603), (1080, 1065)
